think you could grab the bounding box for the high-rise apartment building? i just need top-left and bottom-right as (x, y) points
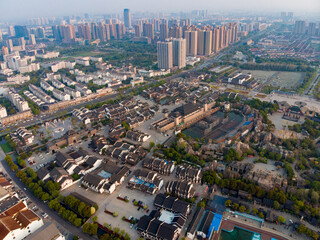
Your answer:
(6, 39), (13, 51)
(308, 22), (316, 36)
(143, 23), (154, 40)
(172, 38), (186, 69)
(212, 27), (220, 53)
(115, 23), (125, 39)
(60, 24), (76, 43)
(18, 37), (26, 49)
(185, 30), (197, 56)
(124, 9), (131, 28)
(29, 34), (36, 45)
(8, 26), (15, 37)
(218, 26), (225, 49)
(109, 24), (117, 39)
(229, 23), (238, 43)
(169, 25), (182, 38)
(157, 41), (173, 70)
(197, 30), (212, 56)
(160, 23), (168, 41)
(91, 22), (99, 39)
(294, 20), (306, 34)
(134, 25), (142, 37)
(52, 25), (62, 41)
(97, 22), (110, 42)
(2, 46), (9, 56)
(14, 25), (29, 38)
(151, 19), (161, 32)
(78, 23), (92, 40)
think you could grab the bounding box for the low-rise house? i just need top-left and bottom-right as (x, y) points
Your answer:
(49, 167), (73, 190)
(137, 210), (183, 240)
(143, 158), (175, 175)
(126, 130), (151, 142)
(90, 135), (109, 154)
(75, 83), (92, 96)
(153, 193), (190, 217)
(64, 86), (81, 98)
(24, 222), (65, 240)
(52, 89), (71, 101)
(128, 169), (164, 194)
(0, 200), (43, 240)
(165, 181), (195, 199)
(106, 140), (147, 165)
(186, 208), (222, 240)
(51, 79), (65, 89)
(176, 165), (202, 183)
(62, 76), (75, 86)
(40, 80), (54, 92)
(82, 160), (129, 194)
(11, 127), (34, 146)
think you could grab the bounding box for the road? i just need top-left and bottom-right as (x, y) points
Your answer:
(0, 27), (273, 136)
(0, 152), (94, 240)
(305, 66), (320, 96)
(0, 91), (120, 133)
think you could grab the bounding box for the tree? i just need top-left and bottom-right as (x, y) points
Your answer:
(92, 216), (98, 222)
(74, 218), (82, 227)
(258, 212), (264, 219)
(232, 203), (239, 211)
(225, 200), (232, 207)
(297, 224), (307, 234)
(277, 216), (286, 224)
(73, 236), (79, 240)
(273, 201), (280, 210)
(239, 205), (246, 213)
(149, 142), (155, 149)
(252, 208), (259, 215)
(197, 201), (206, 208)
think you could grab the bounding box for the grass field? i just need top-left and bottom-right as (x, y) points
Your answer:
(0, 143), (13, 153)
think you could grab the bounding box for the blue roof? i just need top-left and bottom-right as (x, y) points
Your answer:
(243, 121), (252, 126)
(207, 213), (223, 237)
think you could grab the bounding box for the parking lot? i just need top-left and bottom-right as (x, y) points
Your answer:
(134, 95), (183, 148)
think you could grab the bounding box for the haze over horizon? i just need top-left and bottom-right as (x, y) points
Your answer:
(0, 0), (319, 21)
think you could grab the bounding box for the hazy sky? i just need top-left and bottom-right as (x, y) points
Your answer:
(0, 0), (319, 21)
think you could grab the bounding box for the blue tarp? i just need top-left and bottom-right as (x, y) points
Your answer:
(207, 213), (223, 237)
(243, 121), (252, 126)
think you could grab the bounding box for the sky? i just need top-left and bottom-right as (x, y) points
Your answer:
(0, 0), (319, 21)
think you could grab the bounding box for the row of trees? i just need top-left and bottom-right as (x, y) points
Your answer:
(4, 154), (94, 228)
(240, 62), (309, 72)
(298, 67), (317, 92)
(297, 224), (319, 240)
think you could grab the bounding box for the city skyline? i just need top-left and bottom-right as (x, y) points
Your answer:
(0, 0), (320, 21)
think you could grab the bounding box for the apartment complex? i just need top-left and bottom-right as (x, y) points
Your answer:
(7, 88), (29, 112)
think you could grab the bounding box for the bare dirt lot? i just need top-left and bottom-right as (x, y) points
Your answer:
(241, 70), (305, 90)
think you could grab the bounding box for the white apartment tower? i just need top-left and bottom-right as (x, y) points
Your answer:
(172, 38), (186, 69)
(157, 41), (173, 70)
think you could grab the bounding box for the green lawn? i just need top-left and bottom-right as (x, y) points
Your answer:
(0, 143), (13, 153)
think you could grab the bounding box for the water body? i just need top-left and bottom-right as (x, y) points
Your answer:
(220, 226), (261, 240)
